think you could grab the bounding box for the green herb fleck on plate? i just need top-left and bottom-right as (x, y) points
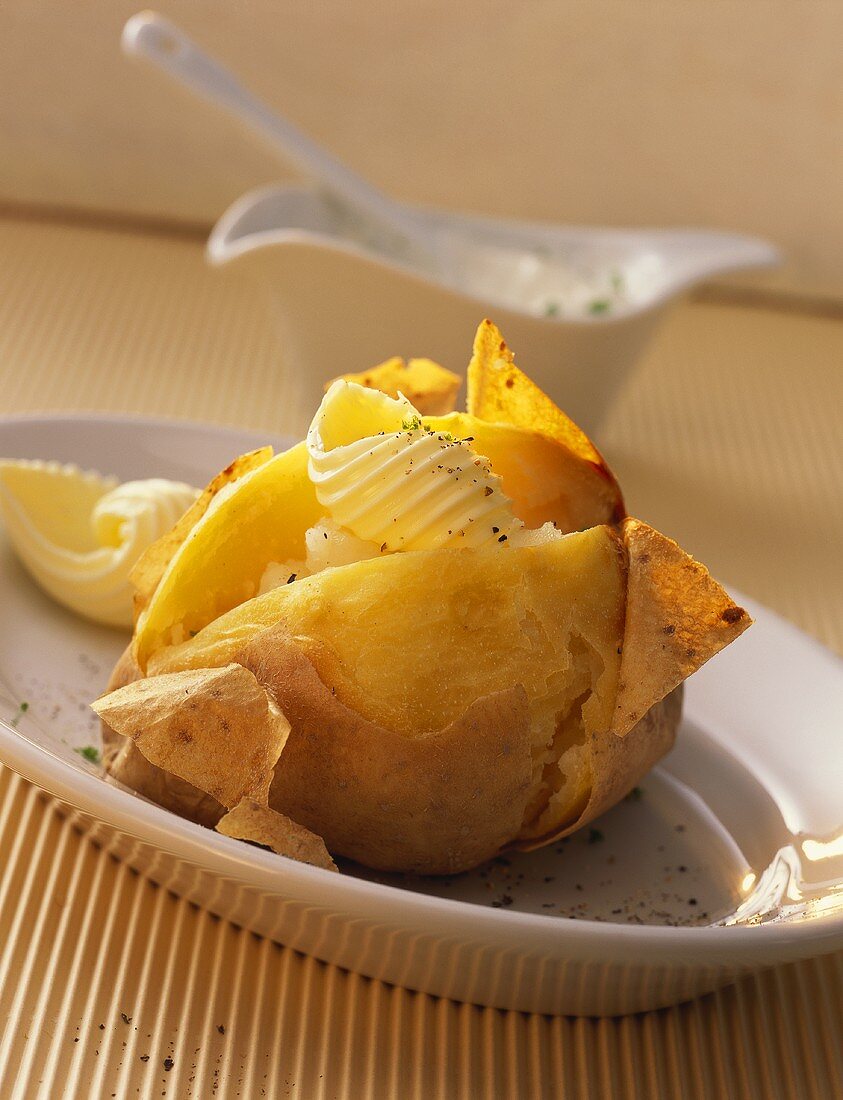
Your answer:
(588, 827), (605, 844)
(10, 701), (29, 728)
(75, 745), (101, 765)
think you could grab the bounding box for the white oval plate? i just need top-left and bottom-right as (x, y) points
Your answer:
(0, 415), (841, 1017)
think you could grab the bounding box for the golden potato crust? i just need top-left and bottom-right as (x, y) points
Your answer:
(326, 357), (462, 417)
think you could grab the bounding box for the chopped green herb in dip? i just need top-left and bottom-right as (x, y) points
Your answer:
(588, 299), (612, 315)
(75, 745), (101, 765)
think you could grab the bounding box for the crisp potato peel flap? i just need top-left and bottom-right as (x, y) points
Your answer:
(98, 652), (338, 869)
(615, 519), (751, 733)
(107, 736), (224, 827)
(93, 664), (290, 809)
(216, 799), (338, 872)
(326, 356), (461, 416)
(468, 322), (619, 480)
(466, 319), (624, 524)
(100, 645), (224, 827)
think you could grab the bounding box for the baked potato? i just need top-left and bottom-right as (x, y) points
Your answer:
(94, 321), (749, 874)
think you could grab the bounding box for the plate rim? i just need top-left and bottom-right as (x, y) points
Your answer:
(1, 411), (842, 964)
(0, 409), (279, 444)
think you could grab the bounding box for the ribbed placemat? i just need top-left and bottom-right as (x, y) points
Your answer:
(0, 216), (840, 1098)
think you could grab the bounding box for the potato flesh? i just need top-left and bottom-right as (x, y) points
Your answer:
(424, 414), (620, 533)
(135, 412), (622, 672)
(135, 443), (323, 668)
(150, 527), (625, 833)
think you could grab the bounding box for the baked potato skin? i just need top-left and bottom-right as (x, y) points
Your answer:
(99, 512), (745, 873)
(101, 646), (535, 874)
(513, 686), (682, 850)
(326, 357), (462, 418)
(240, 634), (681, 872)
(240, 630), (535, 873)
(101, 645), (224, 829)
(100, 639), (681, 874)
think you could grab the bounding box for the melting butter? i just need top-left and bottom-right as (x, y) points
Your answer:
(307, 381), (520, 551)
(0, 460), (198, 627)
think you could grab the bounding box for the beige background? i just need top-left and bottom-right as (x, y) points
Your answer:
(1, 2), (843, 298)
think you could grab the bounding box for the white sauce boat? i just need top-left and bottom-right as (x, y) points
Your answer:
(124, 12), (780, 429)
